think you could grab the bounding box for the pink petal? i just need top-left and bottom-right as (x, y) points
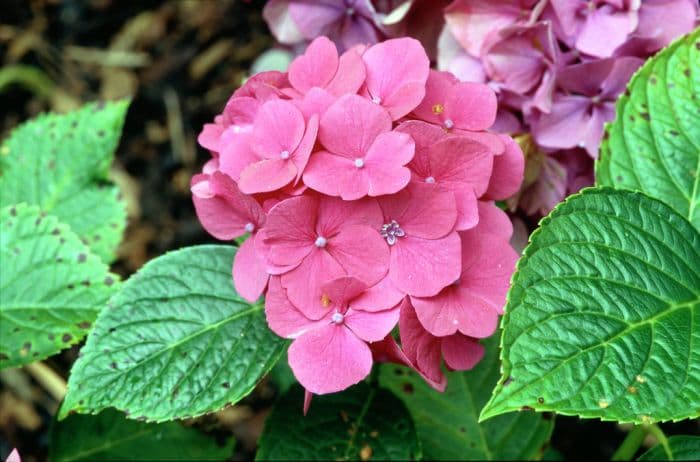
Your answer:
(351, 275), (406, 313)
(411, 70), (457, 126)
(380, 184), (457, 240)
(281, 248), (346, 319)
(191, 172), (263, 240)
(325, 48), (366, 96)
(233, 237), (269, 302)
(452, 187), (479, 231)
(428, 136), (493, 197)
(441, 334), (485, 371)
(288, 37), (339, 94)
(395, 120), (446, 179)
(294, 87), (336, 120)
(321, 276), (368, 310)
(345, 305), (400, 342)
(576, 6), (638, 58)
(262, 196), (316, 267)
(254, 229), (303, 275)
(327, 224), (390, 287)
(316, 196), (383, 235)
(319, 94), (392, 158)
(390, 232), (462, 297)
(303, 151), (371, 199)
(303, 389), (313, 415)
(288, 2), (343, 39)
(398, 300), (446, 388)
(453, 130), (505, 156)
(364, 131), (414, 197)
(4, 449), (21, 462)
(362, 38), (430, 120)
(291, 114), (319, 184)
(470, 201), (513, 240)
(288, 323), (373, 394)
(459, 231), (518, 315)
(444, 0), (522, 55)
(265, 276), (320, 338)
(251, 99), (305, 159)
(445, 81), (497, 131)
(237, 158), (297, 194)
(531, 95), (592, 151)
(482, 134), (524, 200)
(411, 285), (499, 337)
(198, 123), (224, 153)
(218, 133), (261, 181)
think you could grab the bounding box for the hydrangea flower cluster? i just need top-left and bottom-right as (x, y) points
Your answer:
(193, 36), (522, 395)
(263, 0), (699, 217)
(438, 0), (699, 215)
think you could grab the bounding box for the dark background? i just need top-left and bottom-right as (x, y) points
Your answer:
(0, 1), (697, 460)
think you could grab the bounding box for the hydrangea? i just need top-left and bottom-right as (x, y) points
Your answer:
(439, 0), (699, 215)
(193, 36), (522, 396)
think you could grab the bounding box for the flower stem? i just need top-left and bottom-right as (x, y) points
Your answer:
(646, 424), (673, 460)
(611, 426), (647, 461)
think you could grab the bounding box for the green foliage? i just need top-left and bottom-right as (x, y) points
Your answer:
(0, 204), (119, 368)
(0, 100), (129, 262)
(597, 29), (700, 230)
(481, 188), (700, 423)
(638, 436), (700, 461)
(60, 245), (286, 422)
(50, 409), (234, 462)
(257, 383), (421, 461)
(380, 334), (553, 460)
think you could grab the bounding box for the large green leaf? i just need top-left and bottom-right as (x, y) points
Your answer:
(597, 29), (700, 230)
(50, 409), (234, 462)
(480, 188), (700, 423)
(380, 334), (554, 460)
(60, 245), (286, 422)
(0, 100), (129, 261)
(0, 203), (119, 368)
(638, 436), (700, 461)
(256, 383), (421, 461)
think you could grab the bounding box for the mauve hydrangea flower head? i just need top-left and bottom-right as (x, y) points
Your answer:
(438, 0), (698, 217)
(193, 35), (523, 396)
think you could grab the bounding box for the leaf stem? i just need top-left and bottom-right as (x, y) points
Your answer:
(611, 425), (647, 461)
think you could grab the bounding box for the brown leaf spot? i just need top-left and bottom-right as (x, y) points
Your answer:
(77, 321), (92, 329)
(62, 333), (73, 343)
(402, 383), (414, 394)
(77, 253), (87, 263)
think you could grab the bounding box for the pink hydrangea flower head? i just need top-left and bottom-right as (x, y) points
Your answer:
(413, 70), (498, 132)
(361, 37), (430, 120)
(304, 94), (415, 199)
(288, 36), (366, 96)
(410, 226), (518, 337)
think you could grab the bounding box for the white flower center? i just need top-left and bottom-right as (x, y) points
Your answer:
(244, 222), (255, 233)
(371, 96), (382, 104)
(443, 118), (454, 129)
(425, 176), (435, 184)
(346, 7), (355, 15)
(380, 220), (406, 246)
(280, 150), (290, 159)
(331, 311), (344, 324)
(354, 158), (365, 168)
(315, 236), (328, 248)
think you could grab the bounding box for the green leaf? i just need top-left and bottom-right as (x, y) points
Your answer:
(597, 29), (700, 230)
(380, 334), (554, 460)
(638, 436), (700, 461)
(50, 408), (234, 462)
(60, 245), (286, 422)
(480, 188), (700, 424)
(256, 383), (421, 461)
(0, 100), (129, 262)
(0, 203), (119, 368)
